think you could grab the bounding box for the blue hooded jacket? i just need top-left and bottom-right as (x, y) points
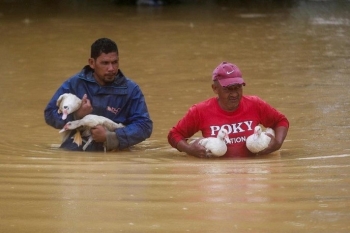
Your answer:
(44, 66), (153, 151)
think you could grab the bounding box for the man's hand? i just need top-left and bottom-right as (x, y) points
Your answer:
(74, 94), (93, 119)
(255, 133), (276, 155)
(177, 139), (211, 158)
(256, 126), (288, 155)
(90, 125), (107, 143)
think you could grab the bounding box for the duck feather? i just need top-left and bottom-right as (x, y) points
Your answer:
(246, 126), (275, 153)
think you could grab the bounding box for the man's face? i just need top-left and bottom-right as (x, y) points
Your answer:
(89, 52), (119, 86)
(212, 82), (243, 112)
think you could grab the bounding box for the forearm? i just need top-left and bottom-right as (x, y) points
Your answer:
(175, 139), (208, 158)
(257, 126), (288, 156)
(274, 126), (288, 150)
(176, 140), (191, 153)
(116, 120), (153, 149)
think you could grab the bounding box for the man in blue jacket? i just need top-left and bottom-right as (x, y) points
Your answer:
(44, 38), (153, 151)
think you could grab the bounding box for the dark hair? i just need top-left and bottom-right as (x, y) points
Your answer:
(90, 38), (118, 59)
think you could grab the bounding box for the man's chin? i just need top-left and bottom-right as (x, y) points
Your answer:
(105, 77), (115, 83)
(227, 102), (239, 110)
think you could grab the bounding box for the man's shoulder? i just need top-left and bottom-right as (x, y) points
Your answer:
(191, 97), (217, 109)
(243, 95), (260, 100)
(67, 68), (91, 82)
(115, 70), (140, 87)
(242, 95), (264, 103)
(241, 95), (269, 109)
(123, 76), (139, 86)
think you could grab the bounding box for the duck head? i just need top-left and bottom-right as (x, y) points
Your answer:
(253, 125), (262, 140)
(218, 128), (231, 143)
(59, 120), (81, 133)
(57, 93), (82, 120)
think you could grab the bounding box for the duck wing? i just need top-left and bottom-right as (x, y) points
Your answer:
(81, 115), (124, 131)
(99, 117), (125, 131)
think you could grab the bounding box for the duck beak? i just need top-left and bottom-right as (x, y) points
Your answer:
(61, 109), (68, 120)
(59, 127), (67, 133)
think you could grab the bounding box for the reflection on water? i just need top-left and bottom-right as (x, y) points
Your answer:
(0, 0), (350, 232)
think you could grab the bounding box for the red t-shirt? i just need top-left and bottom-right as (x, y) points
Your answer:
(168, 96), (289, 157)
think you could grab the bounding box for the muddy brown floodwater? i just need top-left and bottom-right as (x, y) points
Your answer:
(0, 0), (349, 232)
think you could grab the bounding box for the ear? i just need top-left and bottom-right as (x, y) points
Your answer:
(88, 58), (95, 70)
(212, 83), (219, 94)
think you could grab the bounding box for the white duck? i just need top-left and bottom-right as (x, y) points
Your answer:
(56, 93), (82, 120)
(59, 114), (125, 151)
(246, 126), (275, 153)
(198, 128), (231, 157)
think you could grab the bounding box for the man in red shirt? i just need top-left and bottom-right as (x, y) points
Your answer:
(168, 61), (289, 158)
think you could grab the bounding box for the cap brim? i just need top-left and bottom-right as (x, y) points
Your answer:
(217, 77), (245, 87)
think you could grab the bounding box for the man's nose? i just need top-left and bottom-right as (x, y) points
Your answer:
(228, 89), (239, 96)
(107, 63), (115, 71)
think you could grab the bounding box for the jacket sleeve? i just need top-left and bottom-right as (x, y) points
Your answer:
(167, 105), (200, 149)
(114, 86), (153, 149)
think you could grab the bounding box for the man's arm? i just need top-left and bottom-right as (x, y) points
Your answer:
(114, 87), (153, 149)
(257, 126), (288, 155)
(176, 139), (208, 158)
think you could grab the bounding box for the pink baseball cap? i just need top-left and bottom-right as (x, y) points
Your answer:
(212, 61), (245, 87)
